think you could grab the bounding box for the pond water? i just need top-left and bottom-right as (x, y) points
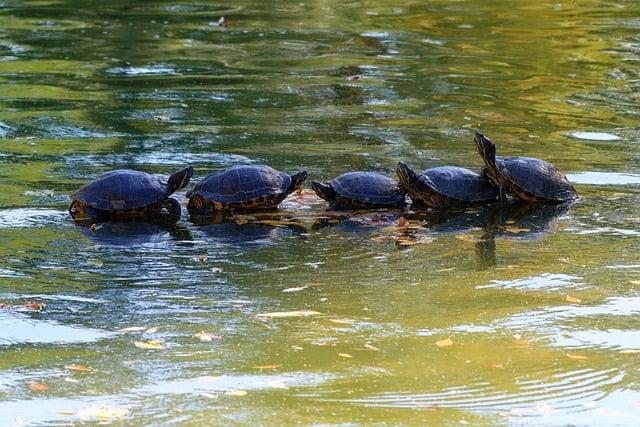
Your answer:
(1, 0), (639, 424)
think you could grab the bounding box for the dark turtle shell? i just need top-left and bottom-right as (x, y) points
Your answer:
(313, 172), (406, 208)
(70, 169), (187, 211)
(187, 165), (300, 206)
(397, 163), (498, 206)
(474, 131), (578, 202)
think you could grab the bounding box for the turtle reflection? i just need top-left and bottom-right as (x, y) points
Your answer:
(77, 221), (191, 246)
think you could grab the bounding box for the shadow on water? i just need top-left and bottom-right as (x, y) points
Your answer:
(76, 220), (192, 247)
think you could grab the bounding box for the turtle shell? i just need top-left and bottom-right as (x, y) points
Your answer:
(496, 156), (577, 202)
(421, 166), (499, 203)
(330, 172), (405, 205)
(70, 170), (173, 211)
(188, 165), (291, 204)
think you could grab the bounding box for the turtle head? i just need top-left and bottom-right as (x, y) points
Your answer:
(311, 181), (337, 202)
(288, 170), (308, 193)
(167, 166), (194, 194)
(395, 162), (418, 189)
(473, 131), (497, 169)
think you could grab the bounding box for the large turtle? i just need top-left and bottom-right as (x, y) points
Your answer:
(396, 162), (499, 208)
(312, 172), (406, 210)
(69, 167), (193, 223)
(474, 131), (578, 202)
(186, 164), (307, 214)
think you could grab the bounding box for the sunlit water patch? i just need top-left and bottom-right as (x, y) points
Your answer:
(476, 273), (588, 292)
(569, 131), (621, 141)
(567, 172), (640, 186)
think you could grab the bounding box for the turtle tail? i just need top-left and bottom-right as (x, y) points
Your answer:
(287, 170), (308, 194)
(473, 131), (497, 171)
(311, 181), (336, 202)
(167, 166), (194, 194)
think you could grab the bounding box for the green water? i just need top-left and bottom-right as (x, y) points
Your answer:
(1, 0), (639, 424)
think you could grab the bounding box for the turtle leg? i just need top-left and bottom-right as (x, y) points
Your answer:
(148, 198), (181, 221)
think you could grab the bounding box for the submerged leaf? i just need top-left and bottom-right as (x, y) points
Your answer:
(64, 364), (94, 373)
(566, 353), (588, 360)
(193, 331), (222, 342)
(436, 338), (453, 347)
(256, 310), (321, 318)
(565, 295), (582, 304)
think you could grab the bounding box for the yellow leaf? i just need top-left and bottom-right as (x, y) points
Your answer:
(565, 295), (582, 304)
(58, 411), (76, 416)
(134, 340), (163, 349)
(256, 310), (321, 318)
(225, 390), (248, 396)
(492, 363), (504, 369)
(253, 364), (281, 370)
(630, 280), (640, 285)
(64, 364), (93, 372)
(64, 377), (79, 383)
(436, 338), (453, 347)
(566, 353), (588, 360)
(338, 353), (353, 358)
(619, 349), (640, 354)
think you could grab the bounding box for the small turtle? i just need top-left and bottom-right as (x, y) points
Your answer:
(396, 162), (499, 208)
(474, 131), (578, 202)
(312, 172), (406, 210)
(69, 167), (193, 223)
(186, 164), (307, 213)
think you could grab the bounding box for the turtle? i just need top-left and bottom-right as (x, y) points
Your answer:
(396, 162), (499, 208)
(311, 172), (406, 210)
(186, 164), (307, 214)
(473, 131), (578, 203)
(68, 166), (193, 223)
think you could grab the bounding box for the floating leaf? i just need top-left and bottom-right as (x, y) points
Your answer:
(144, 327), (158, 334)
(64, 377), (79, 383)
(256, 310), (321, 318)
(504, 226), (530, 234)
(23, 301), (45, 312)
(512, 339), (532, 347)
(566, 353), (588, 360)
(282, 286), (308, 293)
(619, 349), (640, 354)
(253, 364), (281, 370)
(198, 375), (222, 382)
(77, 404), (128, 420)
(225, 390), (248, 396)
(364, 343), (380, 351)
(58, 410), (76, 416)
(630, 280), (640, 285)
(565, 295), (582, 304)
(338, 353), (353, 358)
(492, 363), (504, 369)
(29, 382), (48, 392)
(193, 331), (222, 342)
(211, 267), (223, 273)
(200, 392), (218, 399)
(64, 364), (93, 373)
(134, 340), (163, 349)
(267, 381), (288, 389)
(436, 338), (453, 347)
(398, 217), (408, 227)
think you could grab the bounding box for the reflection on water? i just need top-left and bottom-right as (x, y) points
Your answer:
(1, 0), (639, 424)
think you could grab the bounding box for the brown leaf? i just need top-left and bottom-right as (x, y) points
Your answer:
(29, 382), (48, 392)
(436, 338), (453, 347)
(193, 331), (222, 342)
(492, 363), (504, 369)
(398, 216), (408, 228)
(504, 226), (530, 234)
